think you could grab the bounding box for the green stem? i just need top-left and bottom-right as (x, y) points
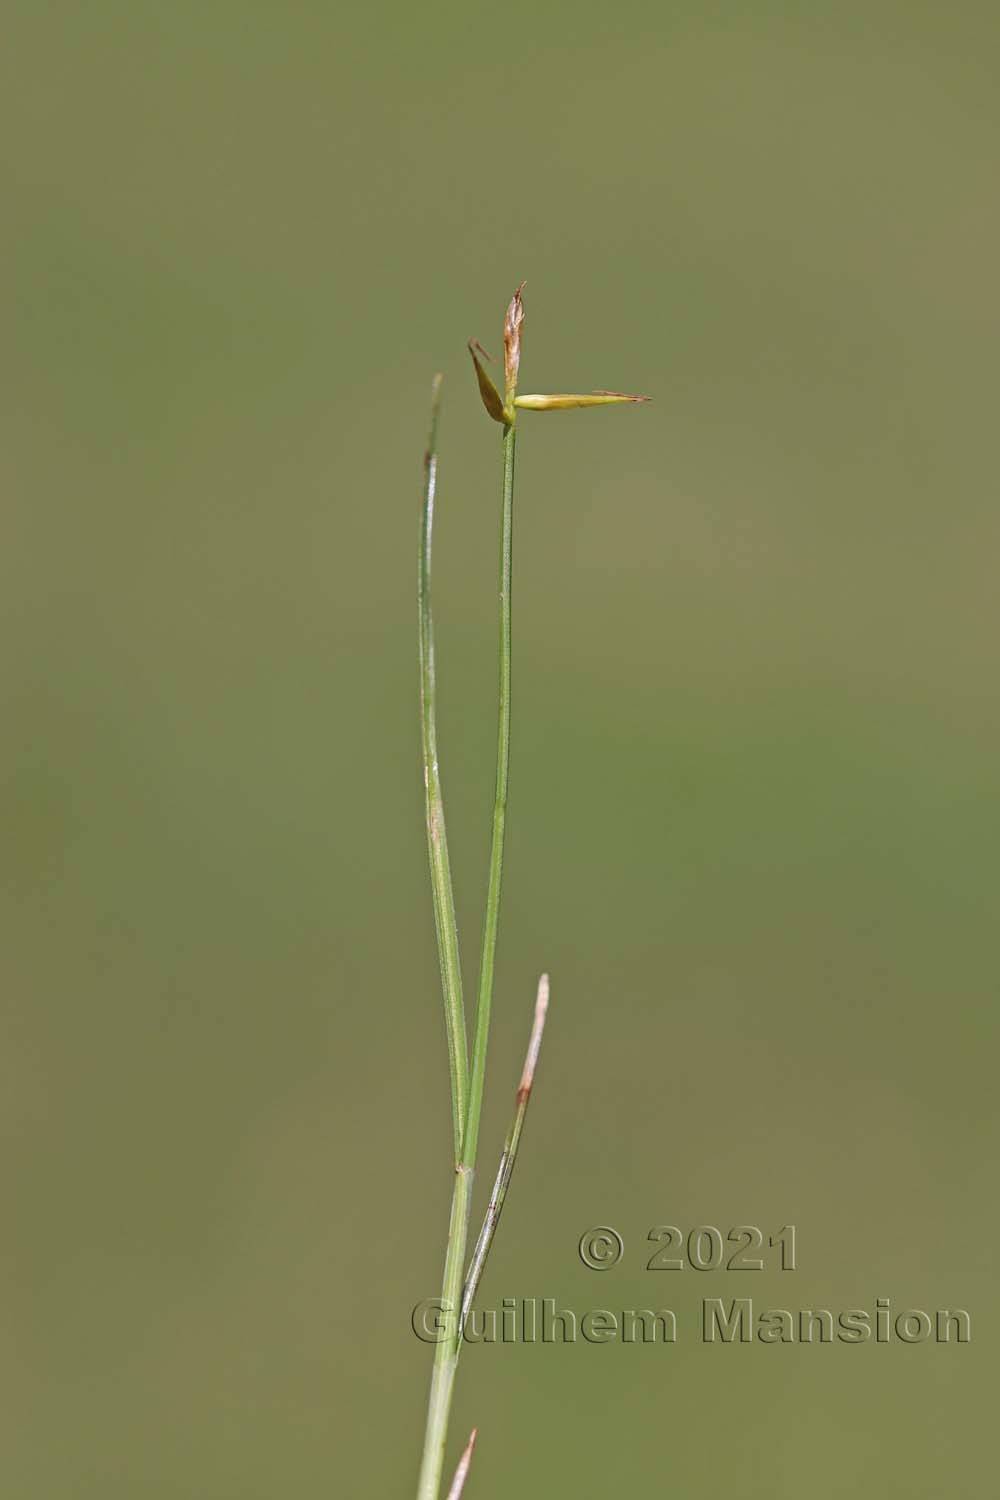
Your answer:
(419, 375), (468, 1163)
(463, 417), (517, 1171)
(415, 1163), (474, 1500)
(416, 414), (517, 1500)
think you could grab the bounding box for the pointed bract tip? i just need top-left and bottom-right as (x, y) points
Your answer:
(593, 389), (651, 401)
(445, 1428), (479, 1500)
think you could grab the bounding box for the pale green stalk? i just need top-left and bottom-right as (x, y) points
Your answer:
(417, 405), (517, 1500)
(416, 1161), (474, 1500)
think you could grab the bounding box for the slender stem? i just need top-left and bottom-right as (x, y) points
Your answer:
(419, 375), (468, 1162)
(416, 1163), (474, 1500)
(463, 417), (517, 1171)
(462, 975), (548, 1328)
(417, 977), (543, 1500)
(416, 414), (517, 1500)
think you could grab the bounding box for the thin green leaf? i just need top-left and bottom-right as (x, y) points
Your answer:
(419, 375), (468, 1162)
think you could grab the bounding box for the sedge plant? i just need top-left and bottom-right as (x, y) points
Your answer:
(416, 285), (647, 1500)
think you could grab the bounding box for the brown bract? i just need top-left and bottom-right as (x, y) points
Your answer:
(467, 338), (506, 424)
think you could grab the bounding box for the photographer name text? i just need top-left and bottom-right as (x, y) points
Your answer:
(411, 1295), (971, 1346)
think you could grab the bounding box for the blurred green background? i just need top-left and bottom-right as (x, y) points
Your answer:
(4, 2), (998, 1495)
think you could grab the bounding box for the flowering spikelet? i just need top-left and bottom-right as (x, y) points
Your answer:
(503, 281), (526, 404)
(470, 284), (648, 423)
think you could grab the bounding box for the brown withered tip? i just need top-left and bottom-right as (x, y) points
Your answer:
(445, 1428), (479, 1500)
(503, 282), (526, 400)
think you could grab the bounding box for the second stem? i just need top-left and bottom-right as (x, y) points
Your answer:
(464, 416), (516, 1171)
